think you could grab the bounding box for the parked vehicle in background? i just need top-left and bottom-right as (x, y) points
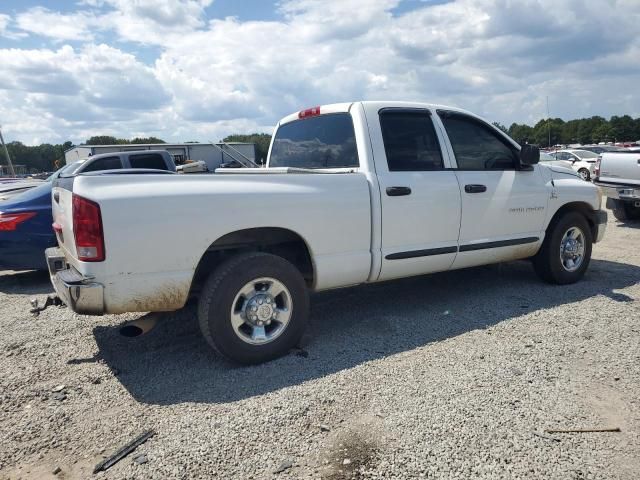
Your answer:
(46, 101), (607, 364)
(594, 151), (640, 221)
(0, 151), (175, 271)
(72, 150), (176, 173)
(538, 151), (575, 172)
(580, 145), (625, 155)
(550, 149), (599, 181)
(0, 179), (46, 201)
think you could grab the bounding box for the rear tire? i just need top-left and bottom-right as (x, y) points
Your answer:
(197, 252), (309, 364)
(533, 212), (592, 284)
(609, 199), (640, 221)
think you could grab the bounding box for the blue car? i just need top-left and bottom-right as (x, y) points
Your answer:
(0, 163), (83, 271)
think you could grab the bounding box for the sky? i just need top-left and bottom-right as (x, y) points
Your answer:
(0, 0), (639, 146)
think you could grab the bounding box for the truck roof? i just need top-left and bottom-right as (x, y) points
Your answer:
(277, 101), (478, 126)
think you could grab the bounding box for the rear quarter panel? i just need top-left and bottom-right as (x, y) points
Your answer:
(71, 173), (372, 313)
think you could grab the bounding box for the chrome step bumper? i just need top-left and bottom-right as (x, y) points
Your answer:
(45, 247), (104, 315)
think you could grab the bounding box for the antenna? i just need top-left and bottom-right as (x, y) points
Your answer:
(546, 96), (551, 148)
(0, 125), (16, 177)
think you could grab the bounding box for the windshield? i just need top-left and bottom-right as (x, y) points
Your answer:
(269, 113), (359, 168)
(46, 161), (85, 181)
(574, 150), (599, 159)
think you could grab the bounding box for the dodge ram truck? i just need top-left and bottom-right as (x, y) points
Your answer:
(46, 101), (607, 364)
(594, 152), (640, 221)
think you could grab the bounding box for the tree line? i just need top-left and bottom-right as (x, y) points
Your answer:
(3, 116), (639, 173)
(495, 114), (640, 147)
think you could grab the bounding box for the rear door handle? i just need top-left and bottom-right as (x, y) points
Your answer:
(386, 186), (412, 196)
(464, 184), (487, 194)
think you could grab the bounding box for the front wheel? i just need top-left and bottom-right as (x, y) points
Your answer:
(533, 212), (592, 284)
(197, 252), (309, 364)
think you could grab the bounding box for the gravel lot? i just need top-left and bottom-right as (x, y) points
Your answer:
(1, 213), (639, 480)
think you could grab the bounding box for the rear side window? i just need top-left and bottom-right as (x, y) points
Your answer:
(129, 153), (167, 170)
(379, 110), (443, 171)
(438, 112), (518, 170)
(269, 113), (359, 168)
(81, 156), (123, 173)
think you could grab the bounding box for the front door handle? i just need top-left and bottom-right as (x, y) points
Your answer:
(464, 184), (487, 194)
(386, 186), (412, 196)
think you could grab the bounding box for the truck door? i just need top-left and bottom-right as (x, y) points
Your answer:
(367, 107), (462, 281)
(435, 110), (548, 269)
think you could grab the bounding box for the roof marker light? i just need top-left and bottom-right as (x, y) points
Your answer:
(298, 106), (321, 119)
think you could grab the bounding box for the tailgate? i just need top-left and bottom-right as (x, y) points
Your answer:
(599, 153), (640, 186)
(52, 176), (78, 258)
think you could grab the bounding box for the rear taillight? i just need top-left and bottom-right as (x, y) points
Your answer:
(0, 211), (36, 231)
(595, 155), (601, 177)
(72, 194), (105, 262)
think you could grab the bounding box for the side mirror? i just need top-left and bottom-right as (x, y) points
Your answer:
(520, 144), (540, 166)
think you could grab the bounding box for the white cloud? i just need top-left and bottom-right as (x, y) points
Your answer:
(0, 13), (28, 40)
(1, 0), (640, 145)
(16, 7), (100, 41)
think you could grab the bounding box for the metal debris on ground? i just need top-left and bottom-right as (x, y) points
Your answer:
(532, 431), (560, 442)
(133, 454), (148, 465)
(93, 429), (156, 473)
(273, 459), (293, 474)
(545, 427), (621, 434)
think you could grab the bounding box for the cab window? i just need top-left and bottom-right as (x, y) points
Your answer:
(81, 156), (123, 172)
(379, 109), (443, 171)
(438, 111), (518, 170)
(269, 113), (359, 168)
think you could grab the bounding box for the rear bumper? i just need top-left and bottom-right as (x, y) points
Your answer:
(45, 247), (104, 315)
(594, 180), (640, 201)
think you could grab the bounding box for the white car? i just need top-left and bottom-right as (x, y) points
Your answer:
(46, 101), (607, 364)
(539, 151), (574, 171)
(550, 149), (599, 181)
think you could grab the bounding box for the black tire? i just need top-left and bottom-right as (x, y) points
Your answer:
(197, 252), (309, 364)
(610, 199), (640, 222)
(533, 212), (592, 284)
(577, 168), (590, 181)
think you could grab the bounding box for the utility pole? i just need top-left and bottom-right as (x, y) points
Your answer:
(0, 125), (15, 177)
(546, 96), (551, 148)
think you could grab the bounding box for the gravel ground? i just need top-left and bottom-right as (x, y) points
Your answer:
(1, 213), (639, 480)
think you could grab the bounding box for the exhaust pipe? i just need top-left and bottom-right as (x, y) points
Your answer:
(119, 315), (158, 338)
(634, 201), (640, 208)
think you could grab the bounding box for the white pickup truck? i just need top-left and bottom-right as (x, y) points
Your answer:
(46, 101), (607, 364)
(594, 152), (640, 221)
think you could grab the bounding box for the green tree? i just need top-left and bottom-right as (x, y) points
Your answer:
(508, 123), (534, 144)
(85, 135), (122, 145)
(223, 133), (272, 164)
(131, 136), (166, 144)
(492, 122), (508, 133)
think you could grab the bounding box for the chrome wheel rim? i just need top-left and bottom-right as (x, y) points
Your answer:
(560, 226), (585, 272)
(230, 277), (292, 345)
(579, 169), (589, 181)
